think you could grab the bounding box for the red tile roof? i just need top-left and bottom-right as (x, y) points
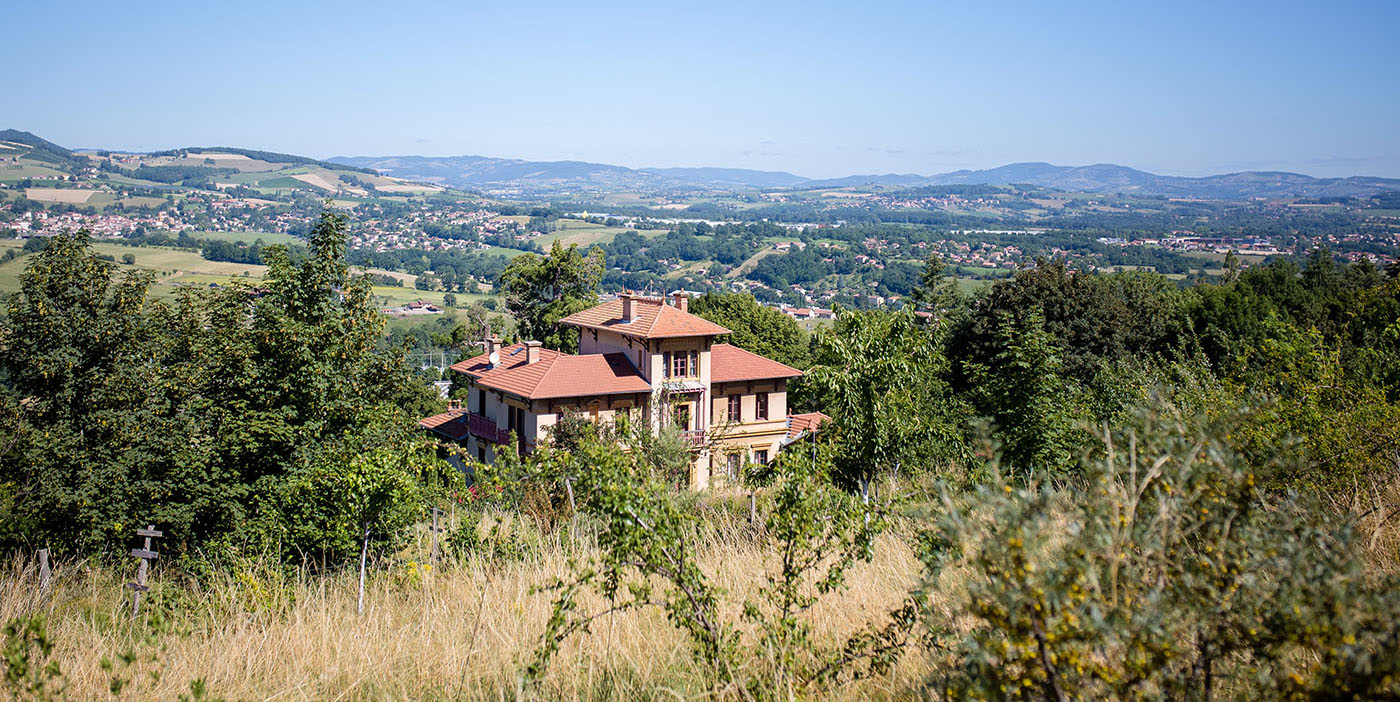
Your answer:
(561, 297), (730, 339)
(450, 343), (652, 400)
(786, 411), (830, 439)
(709, 343), (802, 383)
(418, 409), (470, 441)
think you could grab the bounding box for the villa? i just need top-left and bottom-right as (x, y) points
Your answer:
(419, 292), (808, 489)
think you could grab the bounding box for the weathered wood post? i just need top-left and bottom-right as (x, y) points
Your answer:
(357, 524), (370, 616)
(564, 477), (576, 518)
(429, 507), (446, 564)
(127, 526), (162, 619)
(37, 548), (51, 596)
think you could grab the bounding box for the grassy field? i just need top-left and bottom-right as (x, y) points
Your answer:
(534, 219), (642, 249)
(0, 506), (921, 700)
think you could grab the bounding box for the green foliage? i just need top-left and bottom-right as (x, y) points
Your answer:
(919, 404), (1400, 701)
(283, 442), (457, 564)
(966, 310), (1089, 478)
(496, 241), (605, 352)
(2, 615), (64, 701)
(526, 431), (917, 699)
(0, 215), (442, 559)
(805, 306), (971, 490)
(689, 292), (811, 369)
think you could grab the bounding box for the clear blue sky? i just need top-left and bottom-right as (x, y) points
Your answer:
(4, 0), (1398, 178)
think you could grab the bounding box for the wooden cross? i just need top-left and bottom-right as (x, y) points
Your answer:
(127, 525), (162, 618)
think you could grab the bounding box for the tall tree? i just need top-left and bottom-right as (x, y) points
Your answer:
(689, 292), (811, 369)
(497, 241), (605, 352)
(804, 307), (970, 494)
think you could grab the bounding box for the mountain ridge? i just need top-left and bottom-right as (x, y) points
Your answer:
(328, 153), (1400, 199)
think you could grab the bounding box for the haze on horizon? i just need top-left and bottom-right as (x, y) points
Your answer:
(4, 0), (1398, 180)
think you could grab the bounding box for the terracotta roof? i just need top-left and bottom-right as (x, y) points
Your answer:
(709, 343), (802, 383)
(418, 409), (470, 441)
(450, 343), (652, 400)
(786, 411), (831, 439)
(560, 297), (730, 339)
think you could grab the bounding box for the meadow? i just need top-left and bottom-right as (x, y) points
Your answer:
(1, 500), (922, 701)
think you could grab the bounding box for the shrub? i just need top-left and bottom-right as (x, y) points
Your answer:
(918, 403), (1400, 700)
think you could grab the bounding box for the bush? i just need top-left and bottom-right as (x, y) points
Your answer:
(918, 403), (1400, 700)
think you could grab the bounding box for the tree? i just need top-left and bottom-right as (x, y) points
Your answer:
(414, 272), (440, 291)
(912, 252), (961, 315)
(497, 241), (605, 352)
(689, 292), (811, 369)
(804, 307), (970, 494)
(121, 252), (136, 265)
(967, 310), (1087, 477)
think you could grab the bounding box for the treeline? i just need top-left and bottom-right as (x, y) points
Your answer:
(0, 216), (447, 561)
(348, 246), (512, 293)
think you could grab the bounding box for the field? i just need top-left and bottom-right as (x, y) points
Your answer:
(0, 241), (497, 310)
(0, 508), (921, 700)
(25, 187), (96, 204)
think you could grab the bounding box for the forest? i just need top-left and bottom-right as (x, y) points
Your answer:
(0, 219), (1398, 700)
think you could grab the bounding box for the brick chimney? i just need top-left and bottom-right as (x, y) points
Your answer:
(672, 291), (688, 313)
(485, 335), (501, 366)
(525, 340), (542, 365)
(620, 293), (635, 323)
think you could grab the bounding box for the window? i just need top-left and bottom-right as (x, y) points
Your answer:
(754, 449), (769, 465)
(727, 395), (742, 422)
(673, 404), (691, 431)
(662, 351), (672, 379)
(726, 453), (741, 479)
(476, 388), (486, 414)
(668, 349), (697, 377)
(756, 392), (769, 421)
(477, 447), (486, 462)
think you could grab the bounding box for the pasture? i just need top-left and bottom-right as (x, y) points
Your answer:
(25, 188), (96, 204)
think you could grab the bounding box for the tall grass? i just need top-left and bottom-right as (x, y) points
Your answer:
(1, 509), (923, 700)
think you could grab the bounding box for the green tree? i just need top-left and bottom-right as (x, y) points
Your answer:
(689, 292), (811, 369)
(967, 310), (1087, 478)
(496, 241), (605, 352)
(804, 307), (970, 494)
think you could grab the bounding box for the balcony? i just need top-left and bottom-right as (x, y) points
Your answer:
(469, 413), (512, 445)
(679, 429), (705, 448)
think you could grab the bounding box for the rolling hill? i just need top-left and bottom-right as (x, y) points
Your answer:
(331, 153), (1400, 199)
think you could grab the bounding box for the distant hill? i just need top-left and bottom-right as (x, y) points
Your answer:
(328, 154), (807, 193)
(332, 153), (1400, 200)
(0, 129), (87, 169)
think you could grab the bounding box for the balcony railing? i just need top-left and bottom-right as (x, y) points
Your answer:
(469, 413), (512, 445)
(679, 429), (705, 448)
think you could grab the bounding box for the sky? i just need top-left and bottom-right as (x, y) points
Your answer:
(3, 0), (1398, 179)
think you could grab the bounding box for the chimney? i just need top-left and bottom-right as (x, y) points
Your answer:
(485, 335), (501, 366)
(620, 293), (635, 323)
(672, 291), (688, 313)
(525, 340), (542, 365)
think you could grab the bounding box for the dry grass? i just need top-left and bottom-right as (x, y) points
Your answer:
(1, 521), (926, 700)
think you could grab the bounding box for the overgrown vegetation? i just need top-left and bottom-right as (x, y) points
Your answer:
(1, 227), (1398, 699)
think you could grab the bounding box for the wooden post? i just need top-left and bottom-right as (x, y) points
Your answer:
(429, 507), (446, 563)
(37, 549), (50, 596)
(127, 526), (162, 619)
(357, 524), (370, 615)
(564, 477), (576, 517)
(748, 493), (757, 525)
